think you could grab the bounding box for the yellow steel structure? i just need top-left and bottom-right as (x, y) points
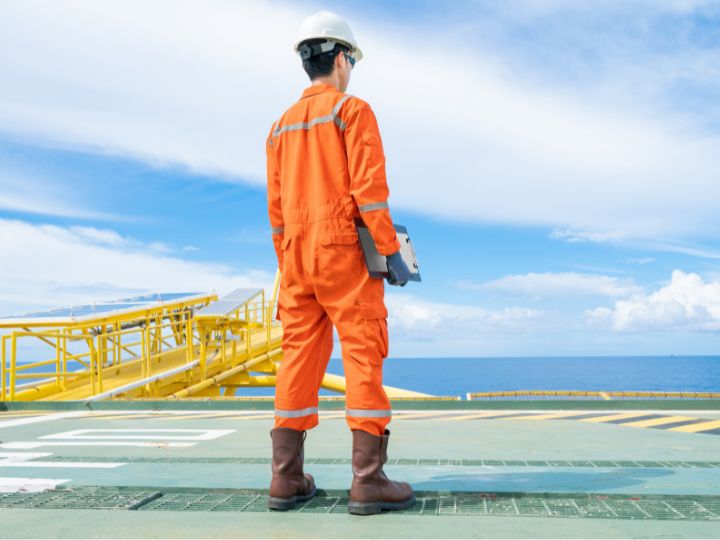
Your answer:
(0, 271), (429, 401)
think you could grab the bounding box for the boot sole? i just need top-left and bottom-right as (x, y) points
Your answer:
(267, 485), (317, 511)
(348, 494), (416, 515)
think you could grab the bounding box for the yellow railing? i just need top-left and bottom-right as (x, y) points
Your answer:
(1, 304), (285, 400)
(1, 295), (215, 400)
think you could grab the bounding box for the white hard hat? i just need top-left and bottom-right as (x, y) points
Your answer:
(293, 11), (363, 62)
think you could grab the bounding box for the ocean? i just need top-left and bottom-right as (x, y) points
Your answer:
(240, 356), (720, 397)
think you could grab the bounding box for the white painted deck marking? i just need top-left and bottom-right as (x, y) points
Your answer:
(0, 476), (70, 493)
(1, 441), (197, 449)
(0, 452), (124, 468)
(39, 428), (236, 441)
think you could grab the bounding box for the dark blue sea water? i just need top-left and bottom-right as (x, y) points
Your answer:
(241, 356), (720, 397)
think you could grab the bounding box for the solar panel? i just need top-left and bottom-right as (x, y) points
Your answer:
(195, 288), (263, 318)
(0, 292), (207, 324)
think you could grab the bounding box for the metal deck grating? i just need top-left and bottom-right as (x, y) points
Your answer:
(1, 487), (719, 520)
(0, 487), (162, 510)
(32, 455), (720, 468)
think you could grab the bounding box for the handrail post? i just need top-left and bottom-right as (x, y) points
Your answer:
(142, 321), (149, 381)
(199, 322), (207, 379)
(9, 332), (17, 400)
(55, 336), (61, 388)
(1, 335), (6, 401)
(185, 316), (193, 364)
(220, 326), (226, 370)
(61, 335), (67, 390)
(87, 336), (96, 396)
(97, 333), (104, 394)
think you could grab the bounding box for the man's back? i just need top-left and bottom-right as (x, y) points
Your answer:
(267, 83), (399, 256)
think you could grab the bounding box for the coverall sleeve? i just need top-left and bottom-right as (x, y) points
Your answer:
(343, 100), (401, 256)
(266, 123), (284, 267)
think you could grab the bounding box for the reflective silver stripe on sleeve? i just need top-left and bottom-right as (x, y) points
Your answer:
(275, 406), (319, 418)
(273, 94), (353, 137)
(271, 226), (284, 235)
(331, 94), (352, 116)
(358, 201), (389, 213)
(345, 408), (392, 418)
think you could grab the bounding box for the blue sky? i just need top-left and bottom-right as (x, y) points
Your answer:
(1, 0), (720, 356)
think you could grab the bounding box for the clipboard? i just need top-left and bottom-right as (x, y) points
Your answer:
(354, 218), (421, 282)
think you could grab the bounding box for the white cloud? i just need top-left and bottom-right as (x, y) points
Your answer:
(0, 219), (273, 316)
(462, 272), (641, 299)
(586, 270), (720, 331)
(0, 1), (719, 241)
(386, 293), (549, 335)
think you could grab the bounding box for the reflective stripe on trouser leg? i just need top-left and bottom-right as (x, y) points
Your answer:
(345, 408), (392, 435)
(275, 407), (319, 418)
(274, 405), (319, 431)
(346, 408), (392, 418)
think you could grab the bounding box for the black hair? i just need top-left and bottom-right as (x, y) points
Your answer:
(300, 39), (350, 80)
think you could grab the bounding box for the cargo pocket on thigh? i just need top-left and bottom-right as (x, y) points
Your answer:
(359, 302), (389, 360)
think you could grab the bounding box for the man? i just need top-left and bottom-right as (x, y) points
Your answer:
(265, 11), (415, 516)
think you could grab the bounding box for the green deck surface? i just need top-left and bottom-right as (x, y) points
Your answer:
(1, 401), (719, 538)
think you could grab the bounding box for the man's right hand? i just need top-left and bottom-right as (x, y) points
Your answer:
(386, 251), (411, 287)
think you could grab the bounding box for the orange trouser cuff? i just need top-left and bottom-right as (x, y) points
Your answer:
(273, 410), (390, 436)
(274, 413), (319, 432)
(346, 415), (390, 436)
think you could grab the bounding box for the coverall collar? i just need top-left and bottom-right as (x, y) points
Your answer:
(301, 83), (340, 99)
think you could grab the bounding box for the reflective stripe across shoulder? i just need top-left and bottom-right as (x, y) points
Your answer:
(275, 406), (319, 418)
(358, 201), (389, 213)
(271, 226), (284, 235)
(272, 94), (353, 137)
(345, 408), (392, 418)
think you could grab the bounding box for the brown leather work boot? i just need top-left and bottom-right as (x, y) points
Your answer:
(348, 429), (415, 515)
(267, 427), (317, 510)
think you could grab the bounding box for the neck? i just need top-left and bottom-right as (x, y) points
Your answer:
(312, 73), (341, 91)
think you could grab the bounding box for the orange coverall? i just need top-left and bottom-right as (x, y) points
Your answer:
(266, 83), (400, 436)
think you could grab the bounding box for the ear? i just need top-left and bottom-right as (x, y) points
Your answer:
(335, 52), (345, 70)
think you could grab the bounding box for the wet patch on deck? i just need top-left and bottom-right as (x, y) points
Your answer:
(1, 485), (718, 521)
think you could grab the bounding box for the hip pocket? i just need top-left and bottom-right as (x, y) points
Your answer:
(317, 230), (364, 279)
